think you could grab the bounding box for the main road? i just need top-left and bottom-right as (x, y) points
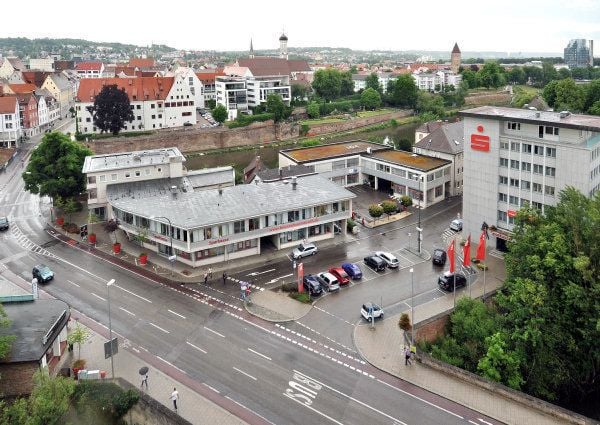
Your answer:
(0, 131), (498, 425)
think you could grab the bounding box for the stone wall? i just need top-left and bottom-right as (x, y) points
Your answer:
(306, 110), (411, 137)
(414, 311), (450, 343)
(0, 362), (39, 397)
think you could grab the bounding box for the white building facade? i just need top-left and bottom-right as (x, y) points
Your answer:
(215, 76), (248, 120)
(0, 96), (22, 148)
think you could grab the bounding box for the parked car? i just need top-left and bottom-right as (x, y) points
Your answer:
(292, 242), (317, 260)
(375, 251), (399, 268)
(432, 249), (447, 266)
(303, 275), (323, 297)
(437, 272), (467, 292)
(341, 263), (363, 280)
(32, 264), (54, 283)
(183, 121), (193, 127)
(361, 302), (384, 321)
(0, 216), (8, 231)
(328, 267), (350, 285)
(450, 219), (463, 232)
(317, 272), (340, 292)
(364, 255), (386, 272)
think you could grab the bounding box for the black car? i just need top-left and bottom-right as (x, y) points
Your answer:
(0, 216), (8, 231)
(303, 275), (323, 297)
(432, 249), (447, 266)
(364, 255), (386, 272)
(437, 272), (467, 292)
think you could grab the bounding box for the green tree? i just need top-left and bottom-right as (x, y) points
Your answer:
(542, 80), (559, 107)
(460, 69), (478, 89)
(0, 304), (16, 360)
(584, 79), (600, 111)
(477, 332), (524, 390)
(67, 323), (90, 360)
(365, 73), (381, 93)
(477, 61), (506, 88)
(29, 371), (76, 425)
(390, 74), (418, 108)
(22, 132), (92, 200)
(265, 94), (290, 122)
(507, 67), (526, 85)
(554, 78), (585, 111)
(340, 71), (354, 96)
(211, 104), (228, 123)
(368, 204), (383, 221)
(557, 68), (571, 79)
(360, 88), (381, 110)
(400, 195), (412, 208)
(417, 92), (445, 117)
(541, 62), (558, 86)
(62, 198), (79, 224)
(589, 100), (600, 115)
(395, 138), (412, 152)
(306, 101), (320, 119)
(380, 200), (397, 216)
(291, 83), (309, 103)
(86, 84), (134, 135)
(312, 68), (342, 101)
(524, 66), (543, 86)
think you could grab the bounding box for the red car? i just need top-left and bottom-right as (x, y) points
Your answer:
(328, 267), (350, 285)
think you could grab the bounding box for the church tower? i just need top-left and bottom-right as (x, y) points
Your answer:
(451, 43), (461, 74)
(279, 32), (288, 60)
(249, 38), (254, 59)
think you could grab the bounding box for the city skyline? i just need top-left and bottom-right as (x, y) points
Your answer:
(2, 0), (599, 55)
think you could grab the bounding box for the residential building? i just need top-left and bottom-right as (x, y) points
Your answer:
(0, 96), (22, 147)
(28, 57), (54, 72)
(415, 120), (445, 142)
(128, 57), (156, 69)
(352, 72), (400, 93)
(76, 76), (196, 134)
(82, 147), (354, 267)
(15, 93), (39, 137)
(36, 93), (49, 129)
(41, 73), (75, 118)
(412, 71), (444, 91)
(450, 43), (461, 74)
(53, 60), (75, 72)
(564, 39), (594, 68)
(0, 57), (16, 79)
(75, 61), (105, 79)
(459, 106), (600, 251)
(215, 76), (248, 120)
(196, 70), (224, 103)
(166, 67), (204, 109)
(35, 88), (60, 124)
(352, 74), (368, 92)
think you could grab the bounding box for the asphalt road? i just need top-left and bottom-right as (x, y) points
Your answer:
(0, 134), (499, 425)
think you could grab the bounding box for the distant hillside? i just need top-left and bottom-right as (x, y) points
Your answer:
(0, 37), (176, 59)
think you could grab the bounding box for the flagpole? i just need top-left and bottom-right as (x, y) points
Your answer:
(483, 267), (486, 301)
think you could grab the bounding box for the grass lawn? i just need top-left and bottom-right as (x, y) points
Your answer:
(300, 117), (345, 125)
(301, 108), (396, 125)
(356, 108), (394, 118)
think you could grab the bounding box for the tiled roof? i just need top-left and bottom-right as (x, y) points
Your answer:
(15, 92), (35, 106)
(54, 60), (75, 71)
(7, 57), (25, 71)
(77, 77), (175, 103)
(48, 74), (71, 91)
(0, 96), (18, 114)
(452, 43), (461, 54)
(281, 140), (389, 163)
(238, 57), (309, 77)
(195, 70), (224, 84)
(414, 121), (464, 155)
(415, 120), (444, 134)
(76, 62), (103, 71)
(370, 150), (451, 172)
(8, 83), (36, 94)
(115, 66), (137, 76)
(22, 71), (51, 87)
(128, 58), (155, 68)
(288, 60), (312, 72)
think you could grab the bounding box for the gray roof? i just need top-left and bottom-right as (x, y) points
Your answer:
(185, 167), (235, 188)
(83, 147), (184, 174)
(256, 165), (316, 182)
(414, 121), (464, 155)
(459, 106), (600, 132)
(415, 120), (444, 134)
(48, 73), (72, 91)
(107, 174), (356, 229)
(0, 300), (70, 363)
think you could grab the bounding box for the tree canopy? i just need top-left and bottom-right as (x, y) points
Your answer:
(0, 304), (15, 360)
(365, 73), (381, 93)
(360, 88), (381, 110)
(85, 85), (134, 135)
(22, 132), (92, 200)
(388, 74), (418, 109)
(265, 94), (291, 122)
(211, 104), (228, 123)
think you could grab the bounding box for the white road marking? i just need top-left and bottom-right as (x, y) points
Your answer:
(248, 348), (271, 361)
(294, 370), (407, 424)
(67, 280), (80, 287)
(225, 396), (277, 425)
(91, 292), (106, 301)
(119, 307), (135, 316)
(478, 419), (494, 425)
(203, 383), (220, 393)
(283, 393), (344, 425)
(469, 421), (479, 425)
(233, 367), (257, 381)
(149, 322), (170, 334)
(266, 273), (293, 284)
(247, 268), (276, 276)
(204, 326), (225, 338)
(377, 378), (464, 419)
(114, 284), (152, 303)
(186, 341), (207, 354)
(168, 309), (186, 319)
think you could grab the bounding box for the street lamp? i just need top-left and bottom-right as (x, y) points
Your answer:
(106, 278), (115, 379)
(410, 268), (415, 348)
(414, 175), (423, 254)
(150, 215), (174, 276)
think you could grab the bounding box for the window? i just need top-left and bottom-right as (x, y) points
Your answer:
(534, 145), (544, 155)
(510, 142), (520, 151)
(87, 176), (96, 184)
(545, 186), (555, 196)
(533, 164), (543, 174)
(111, 173), (117, 181)
(521, 180), (531, 190)
(521, 162), (531, 172)
(545, 166), (556, 177)
(539, 125), (559, 137)
(533, 182), (543, 193)
(151, 104), (155, 109)
(510, 178), (519, 188)
(510, 159), (520, 170)
(435, 185), (443, 197)
(125, 172), (131, 178)
(499, 176), (508, 185)
(248, 217), (260, 231)
(135, 170), (141, 177)
(498, 210), (507, 222)
(136, 105), (141, 110)
(498, 192), (507, 202)
(151, 115), (155, 119)
(99, 175), (106, 182)
(233, 220), (246, 234)
(500, 141), (509, 150)
(499, 158), (508, 167)
(546, 147), (556, 157)
(157, 167), (162, 173)
(522, 143), (532, 154)
(532, 201), (543, 211)
(507, 121), (521, 130)
(509, 195), (520, 205)
(137, 116), (141, 120)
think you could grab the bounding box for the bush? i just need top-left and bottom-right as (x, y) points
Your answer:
(381, 200), (397, 216)
(400, 195), (413, 208)
(300, 139), (321, 147)
(73, 381), (139, 421)
(347, 218), (356, 231)
(300, 124), (310, 136)
(368, 204), (384, 220)
(226, 113), (274, 128)
(398, 313), (411, 331)
(289, 291), (311, 303)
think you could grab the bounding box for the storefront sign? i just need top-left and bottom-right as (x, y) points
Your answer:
(470, 125), (490, 152)
(208, 237), (230, 246)
(490, 230), (512, 241)
(507, 209), (517, 218)
(271, 217), (319, 232)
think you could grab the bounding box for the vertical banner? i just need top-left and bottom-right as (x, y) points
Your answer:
(463, 234), (471, 267)
(476, 231), (486, 261)
(448, 239), (455, 273)
(297, 263), (304, 292)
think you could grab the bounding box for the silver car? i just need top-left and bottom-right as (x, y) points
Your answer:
(450, 219), (463, 231)
(317, 272), (340, 291)
(292, 242), (317, 260)
(375, 251), (399, 268)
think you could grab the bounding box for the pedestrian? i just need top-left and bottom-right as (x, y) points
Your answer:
(240, 282), (247, 300)
(141, 374), (148, 389)
(171, 387), (179, 411)
(208, 267), (213, 280)
(204, 272), (208, 285)
(404, 347), (412, 366)
(245, 283), (251, 298)
(222, 271), (227, 285)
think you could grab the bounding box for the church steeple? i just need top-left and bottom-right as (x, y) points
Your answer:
(249, 38), (254, 59)
(279, 30), (288, 59)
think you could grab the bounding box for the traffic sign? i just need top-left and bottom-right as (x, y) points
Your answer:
(104, 337), (118, 359)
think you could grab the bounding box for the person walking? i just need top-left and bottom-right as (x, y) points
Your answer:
(404, 347), (412, 366)
(141, 374), (148, 389)
(245, 283), (251, 299)
(208, 267), (213, 280)
(204, 272), (208, 285)
(240, 282), (247, 300)
(171, 387), (179, 411)
(222, 271), (227, 285)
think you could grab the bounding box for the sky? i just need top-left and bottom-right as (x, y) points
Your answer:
(4, 0), (600, 54)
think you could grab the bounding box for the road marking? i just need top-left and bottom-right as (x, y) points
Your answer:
(376, 378), (463, 419)
(267, 273), (293, 284)
(469, 421), (479, 425)
(149, 322), (170, 334)
(283, 393), (344, 425)
(204, 326), (225, 338)
(186, 341), (207, 354)
(295, 370), (407, 424)
(168, 309), (186, 319)
(91, 292), (106, 301)
(247, 268), (275, 276)
(233, 367), (257, 381)
(478, 419), (493, 425)
(248, 348), (271, 361)
(119, 307), (135, 316)
(67, 280), (80, 287)
(225, 396), (277, 425)
(203, 383), (220, 393)
(114, 284), (152, 303)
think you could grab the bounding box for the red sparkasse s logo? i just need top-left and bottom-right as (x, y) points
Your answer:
(471, 125), (490, 152)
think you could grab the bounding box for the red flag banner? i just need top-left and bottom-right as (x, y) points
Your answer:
(297, 263), (304, 292)
(476, 231), (486, 261)
(448, 239), (455, 273)
(463, 235), (471, 267)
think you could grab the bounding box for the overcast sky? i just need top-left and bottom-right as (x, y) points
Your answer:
(5, 0), (599, 54)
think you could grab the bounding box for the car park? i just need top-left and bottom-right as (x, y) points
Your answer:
(303, 275), (323, 297)
(450, 219), (463, 231)
(291, 242), (317, 260)
(318, 272), (340, 291)
(361, 302), (384, 321)
(341, 263), (363, 279)
(328, 267), (350, 285)
(364, 255), (386, 272)
(437, 271), (467, 292)
(375, 251), (399, 268)
(432, 249), (447, 266)
(32, 264), (54, 283)
(0, 216), (8, 231)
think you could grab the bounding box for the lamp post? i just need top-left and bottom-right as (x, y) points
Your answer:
(414, 175), (423, 254)
(106, 278), (115, 379)
(151, 215), (174, 276)
(410, 268), (415, 347)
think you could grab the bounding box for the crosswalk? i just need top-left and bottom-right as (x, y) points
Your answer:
(10, 224), (58, 259)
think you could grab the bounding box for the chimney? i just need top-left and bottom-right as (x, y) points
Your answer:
(291, 176), (297, 190)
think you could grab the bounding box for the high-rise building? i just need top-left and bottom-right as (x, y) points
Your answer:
(564, 39), (593, 68)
